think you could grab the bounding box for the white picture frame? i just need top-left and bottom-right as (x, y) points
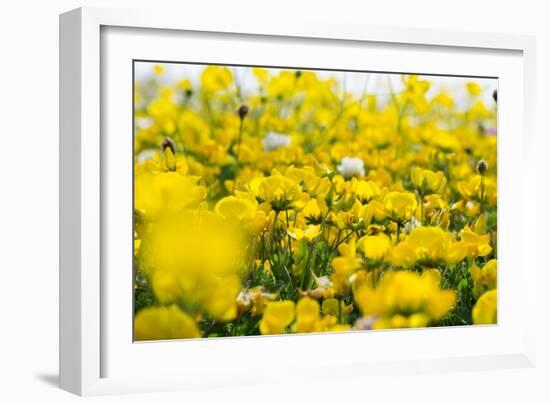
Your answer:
(59, 6), (537, 396)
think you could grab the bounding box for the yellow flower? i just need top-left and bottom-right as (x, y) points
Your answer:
(200, 65), (233, 92)
(134, 172), (206, 221)
(461, 226), (492, 258)
(410, 167), (447, 194)
(294, 297), (321, 333)
(302, 199), (322, 219)
(287, 224), (321, 242)
(358, 233), (392, 261)
(372, 313), (430, 330)
(177, 78), (192, 91)
(402, 75), (431, 100)
(469, 100), (492, 119)
(456, 175), (497, 206)
(366, 200), (386, 221)
(146, 91), (176, 131)
(472, 289), (497, 325)
(204, 275), (242, 321)
(134, 305), (201, 341)
(152, 64), (165, 75)
(389, 242), (417, 267)
(432, 91), (454, 108)
(267, 70), (296, 98)
(466, 82), (482, 96)
(141, 209), (245, 321)
(430, 131), (461, 152)
(354, 271), (456, 328)
(259, 301), (296, 335)
(405, 226), (466, 265)
(215, 195), (255, 220)
(215, 195), (268, 235)
(456, 176), (481, 200)
(319, 299), (342, 316)
(422, 268), (442, 286)
(354, 180), (381, 203)
(257, 175), (302, 211)
(470, 259), (497, 298)
(368, 168), (393, 188)
(331, 239), (362, 278)
(383, 191), (418, 222)
(252, 67), (269, 83)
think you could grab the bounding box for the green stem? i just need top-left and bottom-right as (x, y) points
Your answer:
(301, 242), (315, 290)
(285, 209), (292, 253)
(270, 211), (280, 255)
(235, 117), (245, 165)
(396, 221), (402, 244)
(480, 175), (486, 215)
(332, 229), (355, 253)
(420, 192), (424, 226)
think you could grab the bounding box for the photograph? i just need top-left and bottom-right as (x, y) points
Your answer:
(0, 0), (544, 400)
(132, 62), (498, 341)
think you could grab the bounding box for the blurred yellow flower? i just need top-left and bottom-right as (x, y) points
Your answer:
(141, 209), (245, 321)
(472, 289), (497, 325)
(134, 305), (200, 341)
(200, 65), (233, 92)
(470, 259), (497, 298)
(354, 271), (456, 329)
(389, 242), (417, 267)
(294, 297), (322, 333)
(358, 233), (392, 261)
(259, 301), (296, 335)
(331, 239), (362, 278)
(466, 82), (482, 96)
(215, 195), (255, 220)
(134, 172), (206, 221)
(152, 64), (165, 75)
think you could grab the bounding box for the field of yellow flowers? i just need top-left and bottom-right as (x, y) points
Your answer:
(133, 64), (498, 341)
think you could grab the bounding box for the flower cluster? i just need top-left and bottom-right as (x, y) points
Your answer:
(133, 65), (497, 340)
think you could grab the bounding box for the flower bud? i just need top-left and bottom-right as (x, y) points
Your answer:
(164, 147), (176, 171)
(162, 136), (176, 171)
(161, 136), (176, 155)
(492, 89), (497, 103)
(237, 104), (249, 120)
(476, 159), (488, 175)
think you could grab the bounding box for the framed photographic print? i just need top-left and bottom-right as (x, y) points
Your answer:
(60, 6), (537, 396)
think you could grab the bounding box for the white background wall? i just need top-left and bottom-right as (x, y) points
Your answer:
(0, 0), (547, 401)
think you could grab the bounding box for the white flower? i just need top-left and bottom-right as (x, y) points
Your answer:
(262, 132), (291, 151)
(136, 149), (156, 163)
(337, 157), (365, 179)
(135, 117), (154, 129)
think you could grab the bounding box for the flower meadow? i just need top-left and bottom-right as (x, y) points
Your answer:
(133, 63), (498, 341)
